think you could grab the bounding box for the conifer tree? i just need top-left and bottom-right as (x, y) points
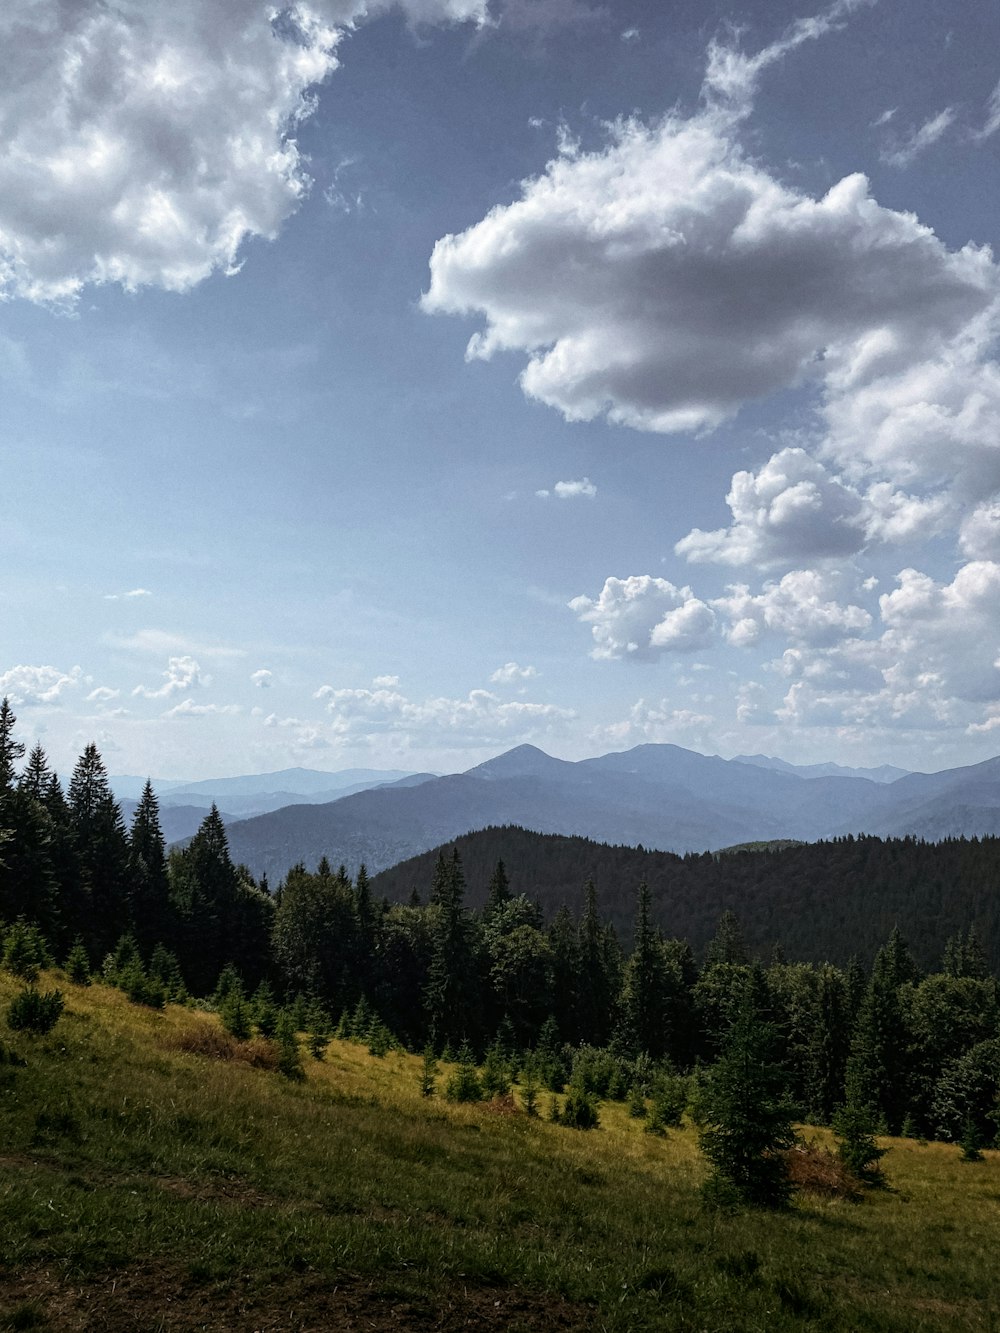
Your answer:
(697, 976), (797, 1208)
(69, 743), (130, 958)
(424, 849), (477, 1050)
(485, 859), (512, 918)
(129, 780), (172, 956)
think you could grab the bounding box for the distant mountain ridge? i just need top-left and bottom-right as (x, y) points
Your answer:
(732, 754), (911, 783)
(112, 766), (434, 843)
(216, 741), (1000, 882)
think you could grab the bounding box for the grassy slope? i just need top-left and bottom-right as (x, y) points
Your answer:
(1, 975), (997, 1332)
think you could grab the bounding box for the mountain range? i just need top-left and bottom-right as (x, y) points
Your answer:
(205, 742), (1000, 882)
(112, 766), (433, 840)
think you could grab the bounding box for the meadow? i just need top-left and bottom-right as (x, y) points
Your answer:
(1, 972), (997, 1332)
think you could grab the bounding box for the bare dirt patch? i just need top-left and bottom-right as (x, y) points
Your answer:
(0, 1265), (595, 1331)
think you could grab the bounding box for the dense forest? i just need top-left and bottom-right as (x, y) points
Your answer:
(2, 698), (999, 1151)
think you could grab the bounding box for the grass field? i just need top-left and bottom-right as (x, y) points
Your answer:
(1, 972), (998, 1331)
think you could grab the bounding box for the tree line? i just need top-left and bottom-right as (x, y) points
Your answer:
(2, 699), (998, 1157)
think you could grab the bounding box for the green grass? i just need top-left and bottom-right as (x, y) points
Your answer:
(1, 972), (998, 1331)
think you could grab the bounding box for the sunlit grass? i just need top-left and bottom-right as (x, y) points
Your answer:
(1, 969), (998, 1331)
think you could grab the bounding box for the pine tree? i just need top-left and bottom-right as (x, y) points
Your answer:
(618, 882), (669, 1058)
(128, 781), (172, 956)
(485, 859), (512, 918)
(576, 879), (618, 1047)
(844, 935), (912, 1133)
(697, 977), (797, 1208)
(424, 849), (477, 1051)
(0, 697), (25, 792)
(69, 743), (130, 959)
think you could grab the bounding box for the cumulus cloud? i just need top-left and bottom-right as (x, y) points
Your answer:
(536, 477), (596, 498)
(132, 655), (207, 699)
(593, 697), (716, 750)
(490, 661), (538, 683)
(315, 681), (574, 745)
(0, 0), (487, 304)
(372, 674), (401, 688)
(570, 576), (715, 660)
(677, 448), (867, 567)
(769, 561), (1000, 733)
(960, 501), (1000, 560)
(424, 10), (992, 439)
(0, 664), (82, 705)
(250, 669), (273, 689)
(714, 569), (872, 648)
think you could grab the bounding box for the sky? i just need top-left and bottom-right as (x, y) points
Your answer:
(2, 0), (1000, 780)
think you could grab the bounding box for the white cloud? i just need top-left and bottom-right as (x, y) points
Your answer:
(132, 655), (207, 699)
(537, 477), (596, 499)
(975, 80), (1000, 141)
(490, 661), (538, 683)
(592, 698), (716, 750)
(677, 448), (866, 567)
(0, 0), (487, 305)
(880, 107), (957, 168)
(714, 569), (872, 648)
(0, 664), (82, 706)
(554, 477), (597, 499)
(372, 674), (401, 688)
(570, 575), (715, 660)
(315, 682), (574, 746)
(104, 588), (152, 601)
(107, 629), (246, 659)
(768, 561), (1000, 733)
(960, 501), (1000, 560)
(250, 669), (273, 689)
(424, 85), (993, 438)
(162, 698), (241, 719)
(701, 0), (870, 114)
(86, 686), (120, 704)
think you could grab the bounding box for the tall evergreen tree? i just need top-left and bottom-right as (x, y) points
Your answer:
(128, 780), (172, 955)
(618, 881), (670, 1058)
(0, 697), (25, 793)
(697, 975), (797, 1208)
(424, 849), (478, 1050)
(68, 743), (130, 958)
(576, 879), (618, 1047)
(485, 859), (512, 918)
(844, 934), (912, 1133)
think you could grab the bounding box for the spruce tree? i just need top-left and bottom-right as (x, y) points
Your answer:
(697, 977), (797, 1208)
(69, 743), (130, 958)
(128, 780), (172, 956)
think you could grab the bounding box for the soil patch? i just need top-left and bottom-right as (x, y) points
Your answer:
(0, 1264), (595, 1331)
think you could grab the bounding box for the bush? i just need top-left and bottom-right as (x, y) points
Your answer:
(65, 938), (91, 985)
(560, 1086), (600, 1130)
(121, 962), (166, 1010)
(7, 987), (64, 1035)
(419, 1046), (438, 1097)
(649, 1073), (689, 1129)
(220, 994), (252, 1041)
(3, 919), (51, 982)
(445, 1043), (483, 1103)
(276, 1010), (305, 1081)
(833, 1102), (887, 1187)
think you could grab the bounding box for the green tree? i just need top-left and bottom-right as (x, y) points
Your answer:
(128, 780), (173, 957)
(697, 978), (797, 1208)
(69, 743), (130, 959)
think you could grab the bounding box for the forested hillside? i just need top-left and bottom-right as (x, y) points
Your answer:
(2, 699), (999, 1153)
(372, 825), (1000, 970)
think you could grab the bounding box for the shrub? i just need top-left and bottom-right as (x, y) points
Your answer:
(785, 1142), (861, 1200)
(626, 1083), (647, 1119)
(560, 1086), (600, 1130)
(833, 1102), (887, 1187)
(7, 987), (64, 1035)
(419, 1046), (438, 1097)
(64, 938), (91, 985)
(649, 1073), (689, 1129)
(166, 1024), (280, 1070)
(276, 1010), (305, 1081)
(122, 962), (166, 1010)
(445, 1042), (483, 1103)
(220, 994), (252, 1041)
(3, 919), (51, 982)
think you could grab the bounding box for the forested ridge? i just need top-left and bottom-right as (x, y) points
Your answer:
(372, 824), (1000, 970)
(3, 698), (999, 1155)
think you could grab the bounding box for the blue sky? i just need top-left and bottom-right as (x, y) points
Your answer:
(2, 0), (1000, 779)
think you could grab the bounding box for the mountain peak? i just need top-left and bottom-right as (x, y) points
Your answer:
(466, 744), (569, 780)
